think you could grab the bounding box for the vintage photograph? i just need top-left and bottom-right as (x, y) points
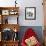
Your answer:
(25, 7), (36, 20)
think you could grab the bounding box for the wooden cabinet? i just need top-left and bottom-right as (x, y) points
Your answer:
(0, 7), (19, 46)
(0, 7), (19, 24)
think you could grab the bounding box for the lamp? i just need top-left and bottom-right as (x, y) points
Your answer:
(15, 0), (17, 7)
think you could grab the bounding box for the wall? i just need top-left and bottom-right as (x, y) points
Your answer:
(0, 0), (44, 26)
(18, 0), (44, 26)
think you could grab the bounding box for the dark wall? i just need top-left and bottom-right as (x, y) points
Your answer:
(18, 26), (44, 43)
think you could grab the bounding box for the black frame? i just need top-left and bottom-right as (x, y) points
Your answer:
(25, 7), (36, 20)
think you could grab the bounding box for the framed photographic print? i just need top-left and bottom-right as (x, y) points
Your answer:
(2, 10), (9, 15)
(25, 7), (36, 20)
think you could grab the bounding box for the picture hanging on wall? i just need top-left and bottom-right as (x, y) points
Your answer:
(25, 7), (36, 20)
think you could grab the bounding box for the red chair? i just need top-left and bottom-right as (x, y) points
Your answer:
(21, 28), (41, 46)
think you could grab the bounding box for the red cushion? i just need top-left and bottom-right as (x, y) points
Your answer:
(21, 28), (41, 46)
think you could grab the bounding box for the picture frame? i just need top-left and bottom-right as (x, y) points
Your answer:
(9, 10), (18, 15)
(25, 7), (36, 20)
(2, 10), (9, 15)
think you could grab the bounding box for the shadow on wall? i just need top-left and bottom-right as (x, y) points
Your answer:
(18, 26), (43, 44)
